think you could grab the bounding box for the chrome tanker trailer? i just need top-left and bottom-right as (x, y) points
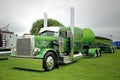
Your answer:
(94, 31), (114, 53)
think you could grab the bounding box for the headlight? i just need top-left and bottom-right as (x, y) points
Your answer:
(33, 48), (41, 56)
(12, 47), (16, 52)
(34, 48), (41, 52)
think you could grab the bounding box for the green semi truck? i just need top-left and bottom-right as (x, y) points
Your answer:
(10, 7), (114, 71)
(10, 26), (114, 71)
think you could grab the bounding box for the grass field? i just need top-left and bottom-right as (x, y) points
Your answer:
(0, 50), (120, 80)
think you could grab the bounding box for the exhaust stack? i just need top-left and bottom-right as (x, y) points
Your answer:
(44, 12), (47, 28)
(70, 7), (74, 60)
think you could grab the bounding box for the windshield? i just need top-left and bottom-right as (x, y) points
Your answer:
(39, 31), (54, 36)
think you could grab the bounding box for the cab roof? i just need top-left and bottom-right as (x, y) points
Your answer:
(39, 26), (60, 33)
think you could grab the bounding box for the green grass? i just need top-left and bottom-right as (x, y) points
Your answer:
(0, 50), (120, 80)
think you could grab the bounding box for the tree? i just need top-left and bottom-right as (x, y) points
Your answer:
(30, 19), (64, 35)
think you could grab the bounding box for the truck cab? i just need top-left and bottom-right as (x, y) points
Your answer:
(10, 26), (82, 71)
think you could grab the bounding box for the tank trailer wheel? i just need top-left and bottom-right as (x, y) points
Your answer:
(111, 48), (115, 53)
(94, 50), (98, 58)
(43, 52), (56, 71)
(98, 50), (102, 57)
(94, 53), (97, 58)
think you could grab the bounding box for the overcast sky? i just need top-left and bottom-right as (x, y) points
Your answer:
(0, 0), (120, 41)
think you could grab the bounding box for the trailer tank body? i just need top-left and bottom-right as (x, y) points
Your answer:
(82, 28), (95, 45)
(93, 31), (113, 45)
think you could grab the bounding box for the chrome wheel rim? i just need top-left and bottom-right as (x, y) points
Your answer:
(46, 56), (54, 70)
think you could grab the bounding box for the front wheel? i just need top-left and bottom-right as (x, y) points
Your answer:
(43, 52), (56, 71)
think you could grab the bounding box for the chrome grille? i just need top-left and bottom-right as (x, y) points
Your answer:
(17, 38), (31, 56)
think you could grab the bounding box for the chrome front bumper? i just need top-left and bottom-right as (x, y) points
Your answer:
(0, 51), (12, 59)
(9, 56), (43, 71)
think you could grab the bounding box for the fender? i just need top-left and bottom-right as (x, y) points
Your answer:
(88, 48), (98, 57)
(36, 48), (58, 59)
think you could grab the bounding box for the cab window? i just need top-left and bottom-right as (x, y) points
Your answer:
(39, 31), (54, 36)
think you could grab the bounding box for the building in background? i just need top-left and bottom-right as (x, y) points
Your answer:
(0, 25), (17, 59)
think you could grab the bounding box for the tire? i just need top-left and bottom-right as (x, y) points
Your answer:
(98, 50), (102, 57)
(112, 48), (115, 53)
(110, 47), (115, 53)
(43, 52), (56, 71)
(99, 50), (102, 57)
(94, 50), (98, 58)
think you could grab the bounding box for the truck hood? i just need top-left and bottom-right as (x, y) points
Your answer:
(34, 36), (58, 49)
